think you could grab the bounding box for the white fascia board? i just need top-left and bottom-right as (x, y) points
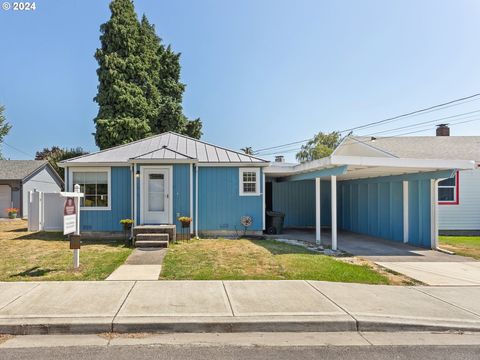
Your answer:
(264, 157), (333, 176)
(330, 155), (476, 170)
(58, 162), (129, 168)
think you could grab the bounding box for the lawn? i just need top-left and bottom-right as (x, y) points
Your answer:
(0, 220), (132, 281)
(160, 238), (390, 284)
(439, 236), (480, 260)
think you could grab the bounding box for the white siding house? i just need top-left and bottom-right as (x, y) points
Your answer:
(438, 167), (480, 232)
(0, 160), (63, 218)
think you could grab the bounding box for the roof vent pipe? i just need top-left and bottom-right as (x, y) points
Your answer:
(436, 124), (450, 136)
(275, 155), (285, 163)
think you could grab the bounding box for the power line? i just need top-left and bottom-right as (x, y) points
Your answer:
(364, 109), (480, 136)
(253, 93), (480, 154)
(2, 142), (35, 158)
(258, 118), (480, 156)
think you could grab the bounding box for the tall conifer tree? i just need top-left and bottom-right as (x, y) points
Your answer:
(94, 0), (202, 150)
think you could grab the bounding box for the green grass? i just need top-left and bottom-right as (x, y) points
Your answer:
(439, 236), (480, 260)
(0, 220), (133, 281)
(160, 238), (390, 284)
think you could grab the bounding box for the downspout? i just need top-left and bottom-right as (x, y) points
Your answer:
(431, 178), (440, 249)
(130, 164), (134, 238)
(133, 163), (137, 227)
(189, 163), (193, 235)
(195, 164), (199, 237)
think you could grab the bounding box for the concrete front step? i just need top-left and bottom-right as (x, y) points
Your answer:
(135, 240), (169, 248)
(133, 225), (176, 243)
(136, 233), (169, 242)
(135, 233), (169, 248)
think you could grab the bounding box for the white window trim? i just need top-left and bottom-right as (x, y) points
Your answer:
(68, 167), (111, 211)
(438, 172), (458, 204)
(239, 168), (261, 196)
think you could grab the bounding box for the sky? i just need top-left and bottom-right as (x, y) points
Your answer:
(1, 0), (480, 162)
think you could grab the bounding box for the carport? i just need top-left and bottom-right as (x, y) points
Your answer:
(264, 154), (474, 250)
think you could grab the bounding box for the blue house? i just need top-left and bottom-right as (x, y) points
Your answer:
(60, 132), (474, 249)
(60, 132), (269, 240)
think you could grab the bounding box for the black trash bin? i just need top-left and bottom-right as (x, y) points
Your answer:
(266, 210), (285, 234)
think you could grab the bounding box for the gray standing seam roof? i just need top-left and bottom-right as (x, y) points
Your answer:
(62, 132), (268, 164)
(0, 160), (49, 180)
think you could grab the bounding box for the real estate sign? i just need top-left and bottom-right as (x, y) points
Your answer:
(63, 197), (76, 235)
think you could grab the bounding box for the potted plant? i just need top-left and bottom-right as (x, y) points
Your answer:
(178, 216), (192, 241)
(120, 219), (133, 245)
(178, 216), (192, 228)
(6, 208), (18, 219)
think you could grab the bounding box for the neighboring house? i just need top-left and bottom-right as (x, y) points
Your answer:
(339, 127), (480, 234)
(60, 131), (474, 249)
(0, 160), (64, 218)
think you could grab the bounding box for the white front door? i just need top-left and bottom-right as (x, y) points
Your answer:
(142, 167), (171, 224)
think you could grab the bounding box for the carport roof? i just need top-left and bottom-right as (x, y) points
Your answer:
(264, 155), (475, 181)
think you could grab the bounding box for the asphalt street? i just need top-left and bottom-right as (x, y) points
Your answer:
(1, 344), (480, 360)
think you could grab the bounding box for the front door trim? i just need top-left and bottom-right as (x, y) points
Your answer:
(140, 165), (173, 224)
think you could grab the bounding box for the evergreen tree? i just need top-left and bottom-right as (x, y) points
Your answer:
(93, 1), (203, 149)
(141, 17), (203, 138)
(0, 105), (12, 159)
(93, 0), (151, 150)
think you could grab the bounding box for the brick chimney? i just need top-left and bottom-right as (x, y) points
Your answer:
(436, 124), (450, 136)
(275, 155), (285, 163)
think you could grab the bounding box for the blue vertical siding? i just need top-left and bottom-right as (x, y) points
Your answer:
(198, 167), (263, 231)
(172, 164), (191, 231)
(408, 179), (431, 247)
(80, 167), (132, 232)
(271, 180), (331, 227)
(338, 180), (404, 242)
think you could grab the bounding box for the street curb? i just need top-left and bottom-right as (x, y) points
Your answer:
(2, 317), (480, 335)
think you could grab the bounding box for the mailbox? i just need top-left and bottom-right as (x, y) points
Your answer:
(69, 235), (81, 250)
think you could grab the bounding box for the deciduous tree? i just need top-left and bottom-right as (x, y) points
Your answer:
(296, 131), (340, 162)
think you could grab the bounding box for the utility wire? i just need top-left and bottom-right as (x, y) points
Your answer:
(258, 118), (480, 156)
(2, 142), (35, 158)
(253, 93), (480, 154)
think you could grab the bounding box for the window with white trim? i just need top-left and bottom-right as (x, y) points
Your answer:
(438, 172), (458, 204)
(239, 168), (260, 196)
(72, 170), (110, 208)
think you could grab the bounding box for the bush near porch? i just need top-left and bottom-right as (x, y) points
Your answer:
(160, 239), (390, 284)
(0, 220), (132, 281)
(439, 236), (480, 260)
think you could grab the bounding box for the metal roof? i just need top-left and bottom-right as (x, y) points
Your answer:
(62, 132), (268, 165)
(341, 136), (480, 161)
(0, 160), (49, 180)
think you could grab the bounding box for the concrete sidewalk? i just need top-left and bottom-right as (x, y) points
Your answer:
(1, 281), (480, 335)
(106, 248), (167, 281)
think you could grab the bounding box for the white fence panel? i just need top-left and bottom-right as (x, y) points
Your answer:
(28, 191), (64, 232)
(28, 191), (41, 231)
(43, 193), (64, 231)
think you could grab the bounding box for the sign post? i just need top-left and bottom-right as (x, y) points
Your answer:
(61, 184), (84, 270)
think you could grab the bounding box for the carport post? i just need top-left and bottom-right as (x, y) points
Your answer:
(315, 177), (321, 244)
(331, 175), (337, 251)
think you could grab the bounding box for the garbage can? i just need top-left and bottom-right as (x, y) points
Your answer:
(266, 210), (285, 234)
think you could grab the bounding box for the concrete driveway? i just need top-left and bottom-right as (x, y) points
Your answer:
(275, 229), (480, 286)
